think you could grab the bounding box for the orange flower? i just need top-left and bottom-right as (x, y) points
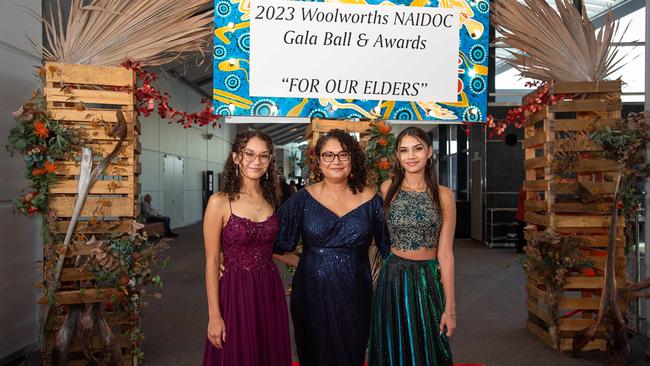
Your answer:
(32, 168), (46, 176)
(44, 161), (57, 173)
(376, 158), (391, 170)
(377, 137), (389, 147)
(34, 120), (49, 138)
(378, 122), (391, 135)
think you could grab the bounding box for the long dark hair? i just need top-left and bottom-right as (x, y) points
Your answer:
(315, 129), (367, 194)
(384, 127), (441, 212)
(222, 130), (280, 208)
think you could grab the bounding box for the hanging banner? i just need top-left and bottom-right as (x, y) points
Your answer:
(214, 0), (489, 122)
(250, 1), (459, 102)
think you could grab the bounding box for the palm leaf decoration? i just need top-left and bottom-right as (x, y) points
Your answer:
(35, 0), (212, 67)
(491, 0), (633, 82)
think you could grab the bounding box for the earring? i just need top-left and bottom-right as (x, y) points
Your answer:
(426, 158), (433, 167)
(236, 165), (239, 176)
(265, 171), (269, 179)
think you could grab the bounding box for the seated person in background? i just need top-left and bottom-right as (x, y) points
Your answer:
(141, 194), (178, 237)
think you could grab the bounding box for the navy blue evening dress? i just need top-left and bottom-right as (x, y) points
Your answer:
(275, 189), (390, 366)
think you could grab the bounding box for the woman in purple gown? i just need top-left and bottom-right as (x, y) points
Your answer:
(202, 131), (296, 366)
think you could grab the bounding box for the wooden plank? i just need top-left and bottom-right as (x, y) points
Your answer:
(86, 141), (136, 159)
(524, 212), (550, 226)
(524, 108), (548, 128)
(63, 122), (136, 141)
(49, 196), (135, 217)
(525, 131), (546, 148)
(55, 220), (134, 235)
(67, 241), (103, 256)
(550, 99), (622, 113)
(310, 118), (372, 134)
(45, 62), (134, 87)
(535, 294), (610, 311)
(527, 299), (554, 326)
(524, 180), (548, 192)
(50, 179), (134, 194)
(46, 333), (131, 353)
(551, 182), (617, 195)
(528, 320), (557, 350)
(549, 138), (602, 152)
(54, 288), (121, 304)
(552, 118), (619, 131)
(45, 87), (133, 106)
(550, 214), (625, 228)
(559, 318), (604, 333)
(524, 156), (547, 170)
(573, 159), (619, 172)
(55, 161), (135, 176)
(551, 80), (622, 95)
(60, 268), (94, 281)
(549, 202), (612, 214)
(50, 109), (137, 123)
(524, 200), (546, 212)
(559, 338), (607, 352)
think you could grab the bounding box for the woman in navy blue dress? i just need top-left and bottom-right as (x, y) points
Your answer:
(275, 129), (390, 366)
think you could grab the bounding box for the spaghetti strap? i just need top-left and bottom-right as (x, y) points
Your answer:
(228, 199), (233, 215)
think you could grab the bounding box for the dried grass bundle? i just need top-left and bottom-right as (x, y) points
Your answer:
(33, 0), (212, 67)
(491, 0), (632, 82)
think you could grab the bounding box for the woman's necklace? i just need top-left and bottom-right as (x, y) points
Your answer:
(403, 177), (426, 192)
(243, 193), (265, 213)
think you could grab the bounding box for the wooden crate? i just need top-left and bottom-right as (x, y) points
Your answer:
(305, 118), (372, 146)
(43, 62), (140, 366)
(522, 80), (626, 352)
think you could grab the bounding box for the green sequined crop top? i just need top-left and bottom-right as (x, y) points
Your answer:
(386, 190), (441, 251)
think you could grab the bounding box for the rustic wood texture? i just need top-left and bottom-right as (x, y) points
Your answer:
(522, 80), (626, 352)
(43, 62), (140, 366)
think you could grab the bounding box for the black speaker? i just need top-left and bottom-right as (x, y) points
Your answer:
(505, 134), (518, 146)
(202, 170), (214, 212)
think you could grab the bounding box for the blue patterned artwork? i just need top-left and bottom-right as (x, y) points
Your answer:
(214, 0), (489, 122)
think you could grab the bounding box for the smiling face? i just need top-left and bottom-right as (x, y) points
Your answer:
(318, 137), (352, 182)
(232, 136), (272, 180)
(397, 134), (433, 174)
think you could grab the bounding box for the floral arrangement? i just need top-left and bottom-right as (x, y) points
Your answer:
(524, 230), (592, 322)
(589, 112), (650, 218)
(486, 81), (567, 138)
(364, 121), (396, 188)
(122, 60), (222, 128)
(299, 145), (321, 184)
(87, 223), (169, 360)
(5, 90), (79, 215)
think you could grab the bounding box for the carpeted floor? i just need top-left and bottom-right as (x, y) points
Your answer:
(141, 223), (611, 366)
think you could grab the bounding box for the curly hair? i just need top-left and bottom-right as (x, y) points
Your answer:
(314, 129), (367, 194)
(221, 130), (281, 208)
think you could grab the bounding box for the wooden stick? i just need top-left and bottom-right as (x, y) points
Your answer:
(42, 111), (128, 329)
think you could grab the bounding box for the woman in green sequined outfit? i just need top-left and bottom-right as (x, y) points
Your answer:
(369, 127), (456, 366)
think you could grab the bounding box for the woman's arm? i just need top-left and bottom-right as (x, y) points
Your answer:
(379, 179), (392, 199)
(204, 194), (227, 348)
(437, 186), (457, 337)
(272, 253), (300, 267)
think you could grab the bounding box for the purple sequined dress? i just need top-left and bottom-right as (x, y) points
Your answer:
(202, 213), (291, 366)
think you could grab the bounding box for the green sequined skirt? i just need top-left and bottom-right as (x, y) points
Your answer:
(369, 254), (452, 366)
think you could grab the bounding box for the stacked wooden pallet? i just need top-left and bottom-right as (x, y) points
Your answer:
(305, 118), (372, 147)
(522, 80), (626, 352)
(44, 62), (140, 365)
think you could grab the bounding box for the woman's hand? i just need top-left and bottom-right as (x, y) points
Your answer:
(219, 252), (225, 278)
(207, 316), (227, 349)
(273, 253), (300, 267)
(440, 311), (456, 338)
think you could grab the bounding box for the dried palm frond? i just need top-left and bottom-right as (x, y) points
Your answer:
(492, 0), (633, 82)
(33, 0), (212, 67)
